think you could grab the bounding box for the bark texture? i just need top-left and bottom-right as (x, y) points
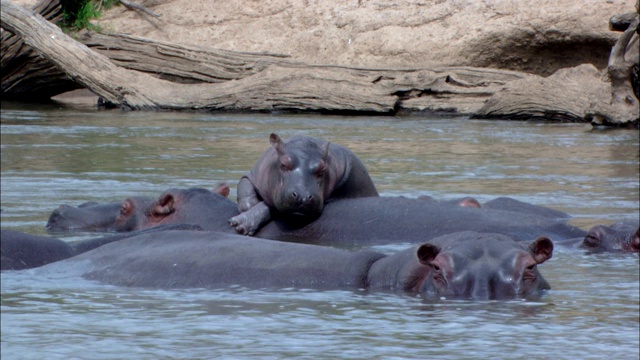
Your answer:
(0, 0), (83, 100)
(0, 0), (525, 114)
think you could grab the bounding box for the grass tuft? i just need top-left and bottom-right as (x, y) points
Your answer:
(61, 0), (120, 31)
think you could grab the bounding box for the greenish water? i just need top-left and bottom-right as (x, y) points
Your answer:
(1, 101), (639, 359)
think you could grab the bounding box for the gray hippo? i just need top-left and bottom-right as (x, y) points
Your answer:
(580, 222), (639, 253)
(45, 184), (229, 234)
(105, 187), (586, 246)
(1, 224), (203, 270)
(46, 199), (150, 233)
(33, 230), (554, 300)
(481, 197), (571, 220)
(229, 133), (378, 235)
(110, 185), (237, 233)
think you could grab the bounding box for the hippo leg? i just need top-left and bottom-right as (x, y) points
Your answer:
(229, 202), (271, 235)
(236, 177), (261, 212)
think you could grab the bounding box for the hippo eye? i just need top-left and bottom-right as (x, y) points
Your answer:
(314, 162), (326, 177)
(431, 264), (447, 286)
(279, 156), (293, 171)
(583, 235), (600, 247)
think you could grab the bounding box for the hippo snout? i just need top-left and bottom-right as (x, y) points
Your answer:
(279, 189), (323, 217)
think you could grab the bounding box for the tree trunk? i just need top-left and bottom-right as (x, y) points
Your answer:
(473, 13), (639, 126)
(588, 15), (640, 125)
(0, 0), (526, 114)
(1, 0), (84, 100)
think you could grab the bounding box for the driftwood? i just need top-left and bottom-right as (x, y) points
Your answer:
(1, 0), (637, 125)
(474, 11), (639, 126)
(0, 0), (526, 114)
(0, 0), (84, 100)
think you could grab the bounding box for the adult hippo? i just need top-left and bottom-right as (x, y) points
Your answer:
(93, 186), (584, 248)
(255, 196), (587, 247)
(46, 199), (151, 233)
(1, 224), (203, 270)
(581, 222), (639, 253)
(110, 185), (237, 233)
(33, 230), (554, 300)
(482, 197), (571, 220)
(46, 183), (230, 233)
(229, 133), (378, 235)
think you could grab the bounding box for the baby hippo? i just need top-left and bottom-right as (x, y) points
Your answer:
(229, 133), (378, 235)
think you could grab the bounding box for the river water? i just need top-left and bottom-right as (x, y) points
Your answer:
(1, 101), (638, 359)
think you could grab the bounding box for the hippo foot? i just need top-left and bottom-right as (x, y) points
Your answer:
(229, 213), (256, 235)
(229, 201), (272, 236)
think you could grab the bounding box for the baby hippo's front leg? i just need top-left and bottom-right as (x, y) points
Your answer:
(229, 202), (271, 235)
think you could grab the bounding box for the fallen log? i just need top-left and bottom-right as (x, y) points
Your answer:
(473, 11), (639, 126)
(0, 0), (83, 100)
(2, 0), (529, 114)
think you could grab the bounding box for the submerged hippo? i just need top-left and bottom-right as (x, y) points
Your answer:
(229, 133), (378, 235)
(255, 197), (587, 247)
(110, 185), (237, 233)
(33, 230), (554, 300)
(46, 199), (149, 233)
(46, 184), (229, 234)
(1, 224), (203, 270)
(581, 222), (639, 253)
(101, 187), (586, 247)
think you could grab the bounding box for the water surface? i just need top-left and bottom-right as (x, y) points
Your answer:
(1, 101), (638, 359)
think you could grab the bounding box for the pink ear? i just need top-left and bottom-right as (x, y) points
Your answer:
(458, 197), (481, 208)
(322, 141), (331, 161)
(416, 243), (440, 265)
(153, 193), (174, 216)
(213, 183), (230, 198)
(269, 133), (285, 155)
(119, 199), (134, 216)
(631, 228), (640, 251)
(529, 237), (553, 263)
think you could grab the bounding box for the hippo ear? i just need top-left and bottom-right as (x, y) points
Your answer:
(213, 182), (230, 198)
(529, 236), (553, 264)
(457, 197), (482, 208)
(119, 199), (134, 217)
(631, 228), (640, 251)
(153, 193), (175, 216)
(322, 141), (331, 162)
(416, 243), (440, 265)
(269, 133), (285, 155)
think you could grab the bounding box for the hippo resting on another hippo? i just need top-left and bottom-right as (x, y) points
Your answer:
(33, 230), (554, 300)
(229, 133), (379, 235)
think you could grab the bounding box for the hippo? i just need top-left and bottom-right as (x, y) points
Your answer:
(94, 186), (585, 248)
(580, 222), (639, 253)
(1, 224), (204, 270)
(46, 184), (229, 234)
(1, 229), (74, 270)
(255, 197), (587, 247)
(110, 185), (237, 233)
(45, 199), (149, 233)
(482, 197), (571, 220)
(33, 230), (554, 300)
(229, 133), (379, 235)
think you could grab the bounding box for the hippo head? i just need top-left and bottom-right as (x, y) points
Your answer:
(414, 234), (554, 300)
(267, 133), (330, 219)
(110, 196), (156, 232)
(110, 184), (234, 232)
(46, 201), (123, 233)
(581, 223), (640, 253)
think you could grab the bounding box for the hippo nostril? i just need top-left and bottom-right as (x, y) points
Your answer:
(291, 191), (299, 199)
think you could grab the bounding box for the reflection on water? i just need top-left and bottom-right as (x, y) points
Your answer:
(1, 101), (639, 359)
